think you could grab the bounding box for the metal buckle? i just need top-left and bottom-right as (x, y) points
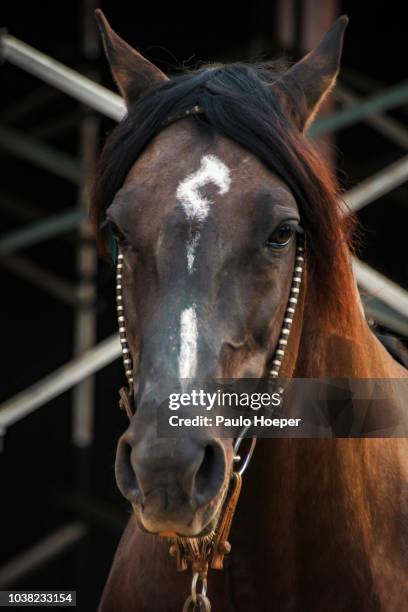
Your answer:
(233, 435), (256, 475)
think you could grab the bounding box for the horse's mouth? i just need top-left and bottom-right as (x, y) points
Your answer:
(132, 478), (230, 539)
(134, 515), (217, 539)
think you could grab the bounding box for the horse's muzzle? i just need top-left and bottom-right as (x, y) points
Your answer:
(115, 432), (229, 536)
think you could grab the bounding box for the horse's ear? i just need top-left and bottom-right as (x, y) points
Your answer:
(274, 16), (348, 132)
(95, 9), (168, 107)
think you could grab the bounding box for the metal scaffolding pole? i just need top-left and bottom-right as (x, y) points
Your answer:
(1, 192), (47, 223)
(31, 112), (79, 140)
(311, 80), (408, 135)
(0, 253), (80, 304)
(0, 334), (121, 433)
(336, 84), (408, 151)
(0, 522), (87, 588)
(345, 155), (408, 212)
(70, 9), (100, 601)
(363, 298), (408, 338)
(71, 1), (99, 450)
(0, 209), (84, 253)
(0, 32), (125, 121)
(0, 124), (83, 183)
(353, 259), (408, 320)
(0, 86), (59, 123)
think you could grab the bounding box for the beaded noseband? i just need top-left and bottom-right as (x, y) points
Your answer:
(111, 104), (305, 611)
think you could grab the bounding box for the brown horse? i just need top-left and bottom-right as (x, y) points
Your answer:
(92, 11), (408, 611)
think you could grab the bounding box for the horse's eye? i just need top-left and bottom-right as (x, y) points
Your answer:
(266, 224), (294, 248)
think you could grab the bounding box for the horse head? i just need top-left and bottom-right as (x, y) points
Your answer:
(92, 11), (348, 537)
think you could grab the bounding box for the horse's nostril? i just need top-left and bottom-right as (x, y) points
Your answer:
(194, 443), (225, 507)
(115, 438), (140, 503)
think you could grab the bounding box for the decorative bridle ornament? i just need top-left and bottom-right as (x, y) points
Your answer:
(111, 105), (305, 611)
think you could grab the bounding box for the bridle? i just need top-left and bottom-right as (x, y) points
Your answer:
(110, 106), (305, 611)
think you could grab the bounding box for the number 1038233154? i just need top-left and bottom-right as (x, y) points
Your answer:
(0, 591), (76, 607)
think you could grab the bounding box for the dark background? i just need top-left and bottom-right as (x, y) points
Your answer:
(1, 1), (407, 610)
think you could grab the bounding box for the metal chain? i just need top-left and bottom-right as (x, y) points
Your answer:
(182, 594), (211, 611)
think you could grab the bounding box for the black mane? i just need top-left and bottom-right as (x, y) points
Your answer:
(92, 61), (294, 230)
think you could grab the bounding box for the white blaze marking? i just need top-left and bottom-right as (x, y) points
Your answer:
(179, 306), (198, 379)
(176, 155), (231, 378)
(177, 154), (231, 223)
(186, 233), (200, 273)
(176, 154), (231, 273)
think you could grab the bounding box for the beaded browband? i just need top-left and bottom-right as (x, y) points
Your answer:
(161, 104), (205, 127)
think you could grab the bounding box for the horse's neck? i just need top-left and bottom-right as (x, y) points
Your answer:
(234, 437), (408, 608)
(295, 321), (404, 378)
(293, 277), (405, 378)
(279, 255), (405, 379)
(231, 297), (408, 607)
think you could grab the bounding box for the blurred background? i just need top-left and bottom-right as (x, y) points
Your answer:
(1, 1), (407, 610)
